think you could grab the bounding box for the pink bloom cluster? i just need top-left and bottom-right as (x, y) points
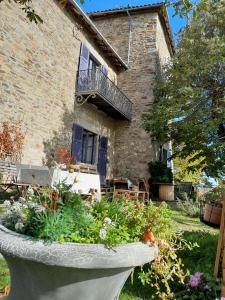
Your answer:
(189, 272), (203, 288)
(221, 297), (225, 300)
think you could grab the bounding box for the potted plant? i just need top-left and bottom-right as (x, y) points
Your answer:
(0, 185), (158, 300)
(202, 186), (224, 226)
(148, 161), (174, 201)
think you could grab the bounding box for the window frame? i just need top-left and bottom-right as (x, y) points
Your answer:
(81, 129), (97, 165)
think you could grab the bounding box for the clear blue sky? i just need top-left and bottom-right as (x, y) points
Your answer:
(76, 0), (187, 41)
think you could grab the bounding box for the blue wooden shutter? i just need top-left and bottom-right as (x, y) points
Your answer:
(79, 43), (90, 71)
(159, 145), (163, 162)
(72, 124), (83, 162)
(78, 43), (90, 90)
(97, 136), (108, 182)
(92, 135), (98, 164)
(101, 65), (108, 77)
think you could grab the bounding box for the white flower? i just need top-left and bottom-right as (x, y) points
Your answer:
(18, 197), (26, 203)
(34, 205), (45, 214)
(11, 202), (22, 213)
(3, 200), (11, 208)
(27, 187), (34, 195)
(103, 217), (112, 225)
(27, 201), (36, 209)
(112, 222), (118, 227)
(99, 228), (107, 240)
(15, 221), (24, 232)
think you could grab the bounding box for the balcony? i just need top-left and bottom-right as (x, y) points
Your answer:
(75, 69), (132, 121)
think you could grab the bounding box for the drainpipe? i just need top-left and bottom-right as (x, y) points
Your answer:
(126, 9), (133, 66)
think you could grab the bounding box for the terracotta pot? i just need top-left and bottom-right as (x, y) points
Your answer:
(203, 203), (222, 226)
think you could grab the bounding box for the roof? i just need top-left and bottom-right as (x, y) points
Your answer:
(66, 0), (128, 71)
(88, 3), (175, 56)
(88, 2), (164, 15)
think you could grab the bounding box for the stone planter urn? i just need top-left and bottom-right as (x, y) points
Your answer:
(0, 224), (157, 300)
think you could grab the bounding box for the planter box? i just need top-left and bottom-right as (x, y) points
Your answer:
(0, 224), (157, 300)
(159, 183), (174, 201)
(203, 203), (222, 226)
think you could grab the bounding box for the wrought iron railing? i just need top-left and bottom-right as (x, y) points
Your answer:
(76, 69), (132, 120)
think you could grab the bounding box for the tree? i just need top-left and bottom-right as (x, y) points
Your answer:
(143, 0), (225, 179)
(173, 152), (207, 185)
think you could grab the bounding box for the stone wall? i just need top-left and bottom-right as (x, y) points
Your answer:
(0, 0), (117, 177)
(91, 12), (172, 180)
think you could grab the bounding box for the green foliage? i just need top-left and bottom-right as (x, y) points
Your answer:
(143, 0), (225, 179)
(0, 0), (43, 23)
(149, 161), (173, 183)
(204, 185), (225, 204)
(173, 152), (207, 185)
(2, 186), (174, 246)
(139, 233), (193, 300)
(177, 192), (200, 217)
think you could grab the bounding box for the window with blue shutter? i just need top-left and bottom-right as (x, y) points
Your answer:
(97, 136), (108, 183)
(72, 124), (97, 165)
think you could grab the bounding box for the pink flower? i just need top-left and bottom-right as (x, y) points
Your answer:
(89, 188), (94, 194)
(189, 272), (203, 288)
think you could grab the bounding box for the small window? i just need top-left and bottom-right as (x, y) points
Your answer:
(81, 129), (97, 164)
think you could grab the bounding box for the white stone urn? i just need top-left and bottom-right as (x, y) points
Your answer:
(0, 224), (157, 300)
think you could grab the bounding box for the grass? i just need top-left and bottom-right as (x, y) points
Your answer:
(0, 206), (220, 299)
(0, 258), (10, 295)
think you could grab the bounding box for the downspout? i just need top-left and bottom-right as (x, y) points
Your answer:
(126, 9), (133, 66)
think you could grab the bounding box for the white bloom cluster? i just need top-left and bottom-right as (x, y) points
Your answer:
(99, 228), (107, 240)
(2, 196), (45, 234)
(99, 217), (117, 240)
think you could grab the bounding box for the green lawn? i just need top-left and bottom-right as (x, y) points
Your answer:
(0, 207), (220, 299)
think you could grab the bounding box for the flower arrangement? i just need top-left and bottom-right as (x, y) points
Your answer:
(2, 184), (172, 245)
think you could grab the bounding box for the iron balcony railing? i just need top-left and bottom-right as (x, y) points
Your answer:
(76, 69), (132, 120)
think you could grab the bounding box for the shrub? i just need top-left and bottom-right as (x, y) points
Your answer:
(149, 161), (173, 184)
(177, 192), (200, 217)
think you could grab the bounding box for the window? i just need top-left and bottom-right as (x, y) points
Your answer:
(81, 129), (97, 164)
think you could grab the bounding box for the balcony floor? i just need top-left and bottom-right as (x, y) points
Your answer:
(77, 91), (131, 121)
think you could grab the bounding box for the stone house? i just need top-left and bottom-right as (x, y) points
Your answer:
(0, 0), (174, 183)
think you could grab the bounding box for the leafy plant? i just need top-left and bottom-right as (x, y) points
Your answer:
(177, 192), (200, 217)
(139, 233), (194, 300)
(204, 185), (225, 205)
(149, 161), (173, 184)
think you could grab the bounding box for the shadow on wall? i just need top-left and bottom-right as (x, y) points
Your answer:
(42, 104), (77, 167)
